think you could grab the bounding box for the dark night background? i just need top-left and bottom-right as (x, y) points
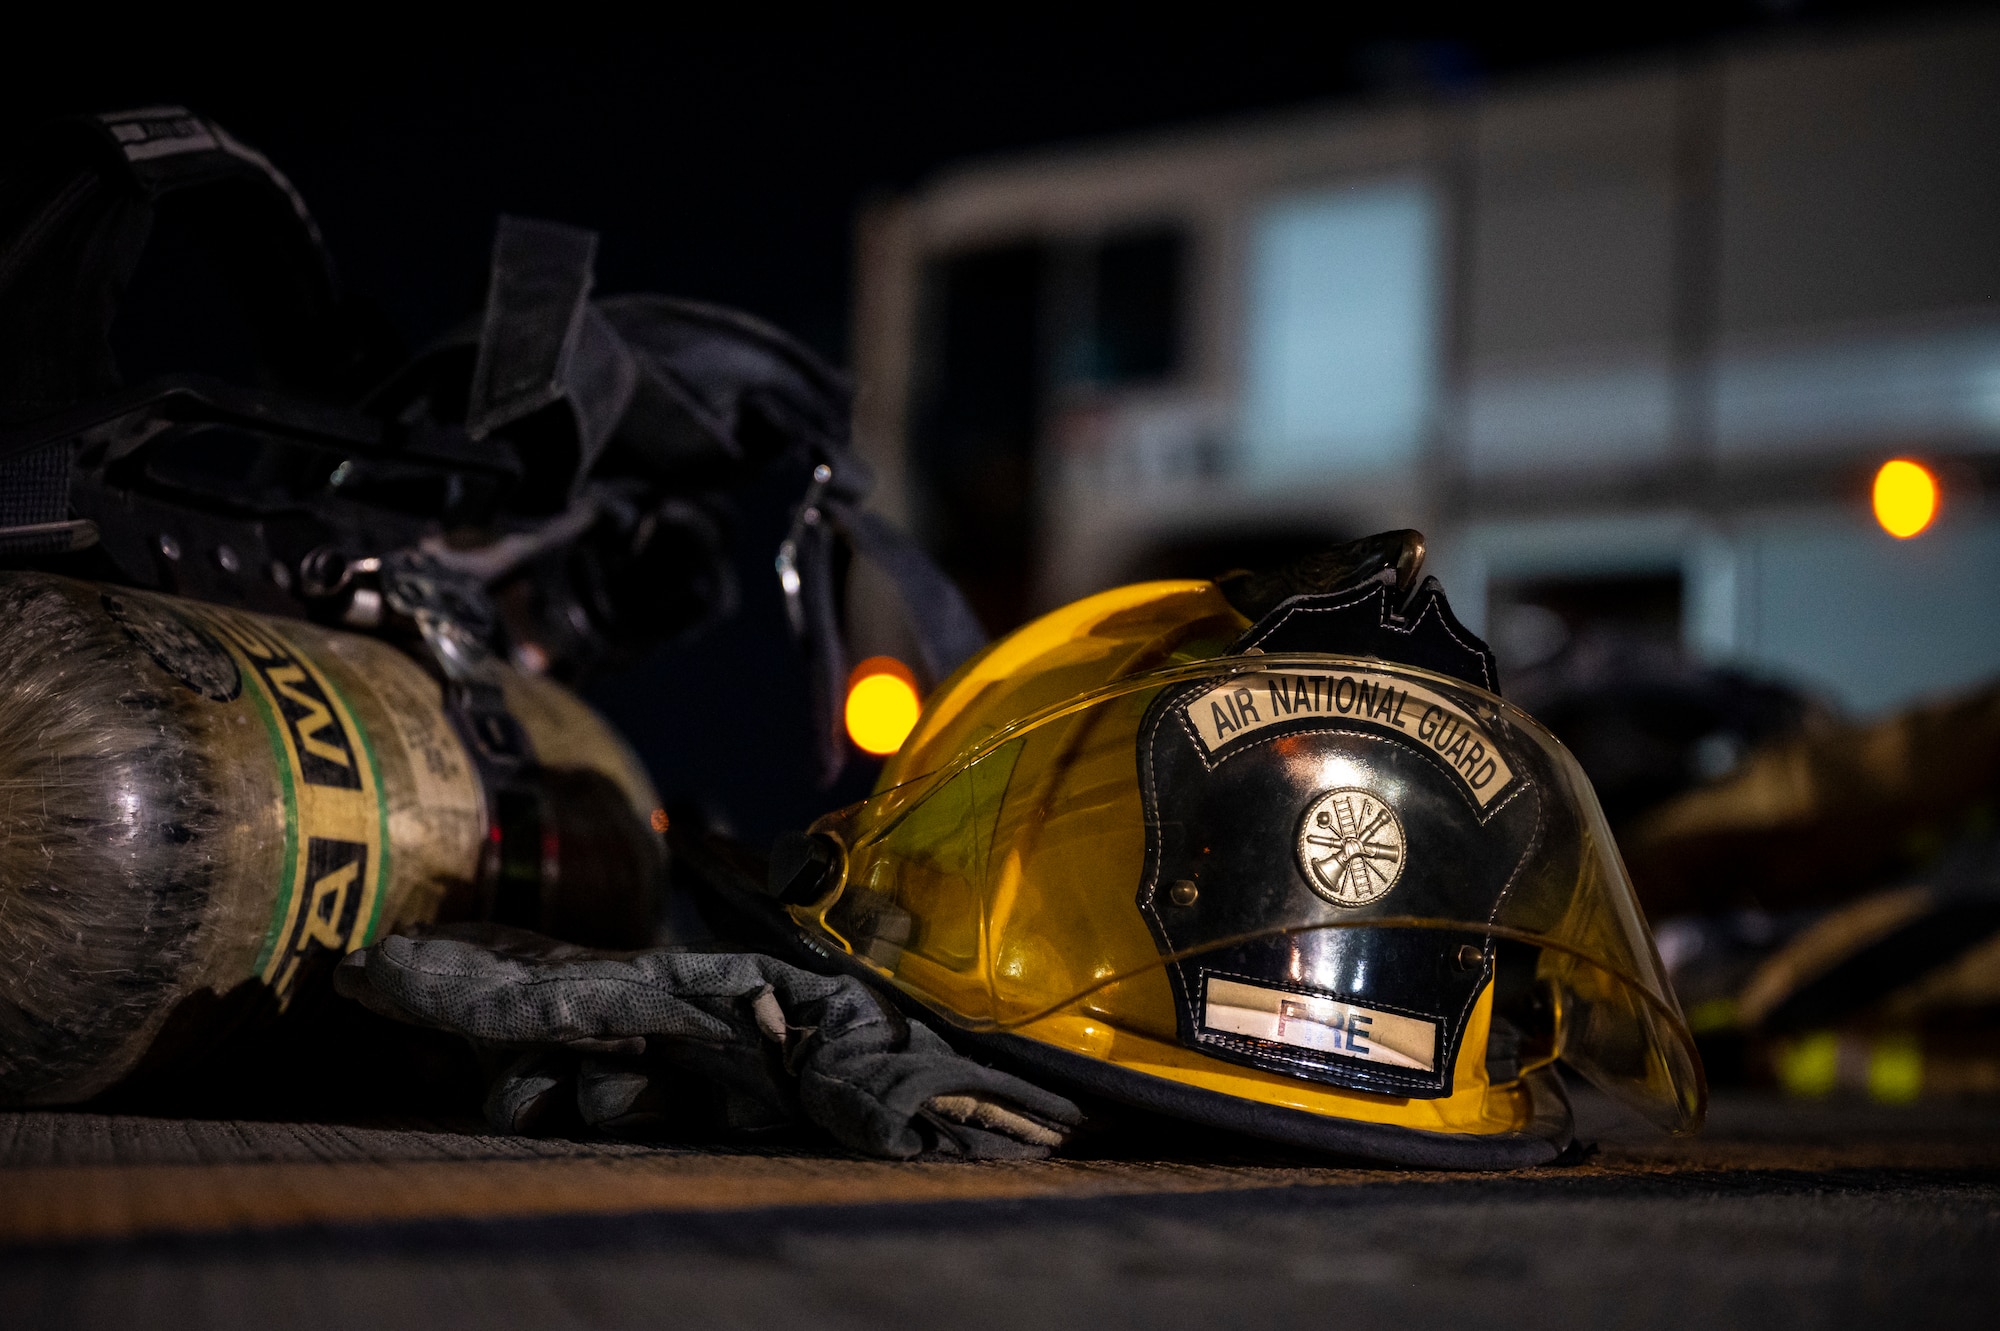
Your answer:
(0, 4), (1966, 842)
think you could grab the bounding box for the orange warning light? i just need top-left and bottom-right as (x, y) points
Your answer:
(1872, 458), (1939, 539)
(845, 656), (921, 756)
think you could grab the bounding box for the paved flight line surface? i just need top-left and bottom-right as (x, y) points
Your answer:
(2, 1096), (1998, 1330)
(1, 1093), (1997, 1246)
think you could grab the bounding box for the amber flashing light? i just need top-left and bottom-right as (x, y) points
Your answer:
(845, 656), (922, 756)
(1873, 458), (1939, 539)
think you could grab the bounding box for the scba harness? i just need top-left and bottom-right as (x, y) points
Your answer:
(0, 106), (982, 783)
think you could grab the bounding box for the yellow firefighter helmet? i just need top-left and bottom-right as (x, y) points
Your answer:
(776, 532), (1703, 1167)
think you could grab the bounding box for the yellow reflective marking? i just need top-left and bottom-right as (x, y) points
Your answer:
(1778, 1031), (1840, 1098)
(1868, 1033), (1923, 1103)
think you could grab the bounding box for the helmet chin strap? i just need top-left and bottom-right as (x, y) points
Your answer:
(779, 456), (988, 785)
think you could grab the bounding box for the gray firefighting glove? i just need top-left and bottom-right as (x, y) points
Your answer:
(334, 925), (1080, 1159)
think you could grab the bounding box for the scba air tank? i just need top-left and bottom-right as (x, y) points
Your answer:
(0, 572), (665, 1105)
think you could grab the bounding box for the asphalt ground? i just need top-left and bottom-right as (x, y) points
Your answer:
(2, 1089), (1997, 1330)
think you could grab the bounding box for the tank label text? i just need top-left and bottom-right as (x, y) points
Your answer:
(192, 608), (392, 1004)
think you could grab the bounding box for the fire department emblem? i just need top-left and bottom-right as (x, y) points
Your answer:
(1297, 788), (1406, 907)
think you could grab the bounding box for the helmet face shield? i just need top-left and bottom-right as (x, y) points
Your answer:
(796, 651), (1703, 1140)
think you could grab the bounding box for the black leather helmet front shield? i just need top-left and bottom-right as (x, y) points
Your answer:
(1137, 571), (1541, 1098)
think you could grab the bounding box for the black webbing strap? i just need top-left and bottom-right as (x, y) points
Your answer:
(465, 216), (637, 501)
(0, 106), (349, 544)
(0, 441), (77, 555)
(1, 106), (347, 399)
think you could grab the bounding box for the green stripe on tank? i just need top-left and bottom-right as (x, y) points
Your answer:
(242, 650), (301, 977)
